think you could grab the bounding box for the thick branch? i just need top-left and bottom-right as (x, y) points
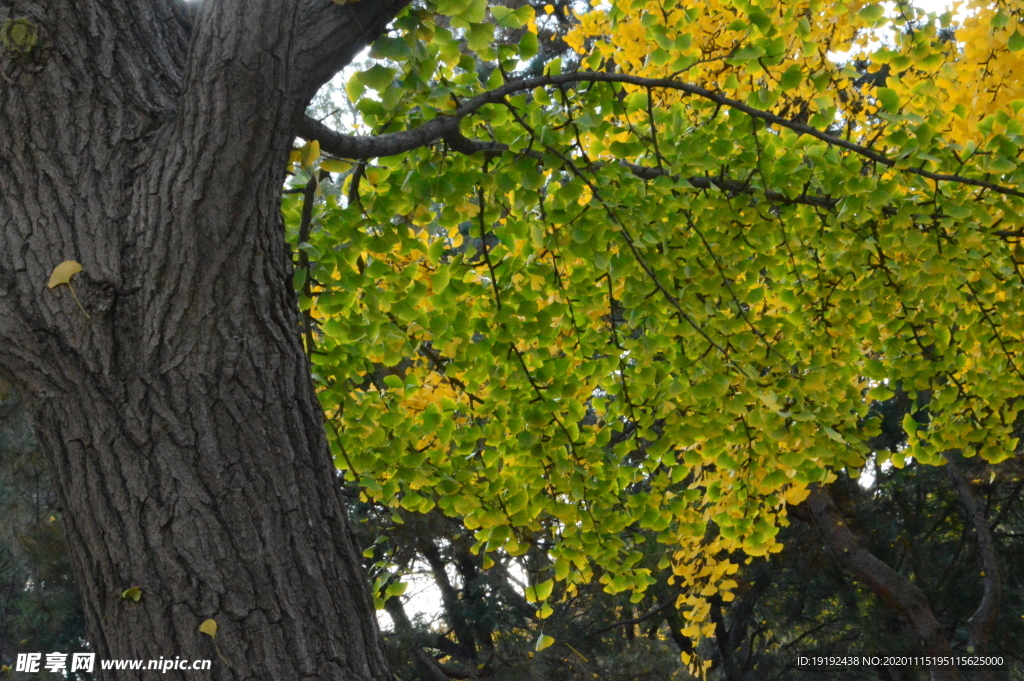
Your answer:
(305, 117), (843, 210)
(298, 114), (462, 159)
(942, 451), (1001, 666)
(178, 0), (406, 173)
(291, 0), (411, 104)
(805, 485), (958, 681)
(298, 71), (1024, 199)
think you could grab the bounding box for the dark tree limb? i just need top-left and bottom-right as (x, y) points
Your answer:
(304, 115), (845, 212)
(805, 485), (959, 681)
(942, 451), (1001, 677)
(297, 70), (1024, 199)
(588, 588), (682, 636)
(291, 0), (413, 105)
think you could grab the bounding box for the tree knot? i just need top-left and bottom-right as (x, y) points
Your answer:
(1, 18), (39, 55)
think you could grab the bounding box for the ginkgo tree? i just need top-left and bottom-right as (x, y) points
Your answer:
(1, 0), (1021, 679)
(288, 0), (1024, 679)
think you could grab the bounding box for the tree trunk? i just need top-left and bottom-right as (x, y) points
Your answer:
(0, 1), (403, 678)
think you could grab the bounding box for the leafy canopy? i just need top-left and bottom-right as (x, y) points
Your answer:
(286, 0), (1024, 667)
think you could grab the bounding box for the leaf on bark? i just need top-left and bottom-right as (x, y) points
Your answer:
(47, 260), (82, 288)
(199, 619), (218, 638)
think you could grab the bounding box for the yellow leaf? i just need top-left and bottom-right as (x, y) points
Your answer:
(321, 158), (352, 173)
(199, 618), (218, 638)
(48, 260), (82, 288)
(535, 633), (555, 651)
(121, 587), (142, 602)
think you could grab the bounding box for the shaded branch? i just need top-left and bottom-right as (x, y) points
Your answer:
(443, 129), (844, 209)
(804, 485), (959, 681)
(291, 0), (411, 103)
(942, 451), (1001, 672)
(298, 71), (1024, 199)
(588, 589), (682, 636)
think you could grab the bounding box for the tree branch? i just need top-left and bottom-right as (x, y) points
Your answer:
(303, 114), (848, 214)
(178, 0), (405, 165)
(942, 451), (1001, 673)
(291, 0), (411, 104)
(804, 485), (959, 681)
(588, 588), (682, 636)
(297, 71), (1024, 199)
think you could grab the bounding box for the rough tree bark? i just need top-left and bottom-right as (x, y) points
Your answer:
(0, 0), (404, 678)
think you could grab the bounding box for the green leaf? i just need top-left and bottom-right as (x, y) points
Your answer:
(436, 0), (474, 16)
(525, 579), (554, 602)
(519, 31), (539, 59)
(467, 22), (494, 52)
(432, 267), (451, 293)
(779, 65), (803, 90)
(320, 159), (352, 173)
(370, 36), (411, 60)
(1010, 31), (1024, 52)
(492, 5), (532, 28)
(358, 65), (397, 91)
(463, 0), (487, 23)
(858, 4), (885, 22)
(624, 91), (649, 113)
(876, 87), (900, 114)
(732, 45), (766, 61)
(384, 581), (408, 599)
(867, 386), (894, 401)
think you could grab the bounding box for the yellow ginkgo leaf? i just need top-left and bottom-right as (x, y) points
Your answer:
(320, 158), (353, 173)
(535, 633), (555, 651)
(48, 260), (82, 288)
(199, 619), (218, 638)
(121, 587), (142, 602)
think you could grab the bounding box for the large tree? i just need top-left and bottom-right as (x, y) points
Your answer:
(0, 1), (407, 678)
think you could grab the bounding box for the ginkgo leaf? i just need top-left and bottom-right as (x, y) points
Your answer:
(320, 159), (352, 173)
(48, 260), (82, 288)
(121, 587), (142, 602)
(535, 634), (555, 651)
(199, 619), (218, 638)
(858, 4), (885, 22)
